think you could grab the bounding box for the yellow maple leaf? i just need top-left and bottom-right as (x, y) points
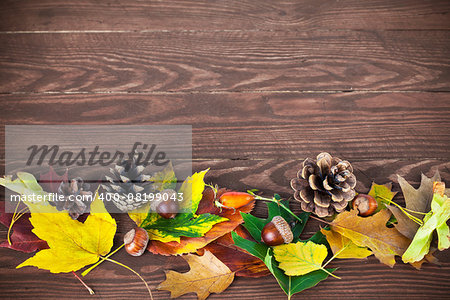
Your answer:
(158, 251), (235, 300)
(16, 192), (116, 273)
(331, 209), (410, 267)
(321, 228), (372, 259)
(273, 241), (334, 277)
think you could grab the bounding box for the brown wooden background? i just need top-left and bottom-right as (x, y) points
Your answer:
(1, 1), (450, 299)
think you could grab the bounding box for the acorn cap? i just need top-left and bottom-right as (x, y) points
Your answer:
(271, 216), (293, 244)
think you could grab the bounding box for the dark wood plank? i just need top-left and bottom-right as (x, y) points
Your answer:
(0, 92), (449, 160)
(1, 159), (449, 299)
(1, 0), (450, 31)
(0, 31), (449, 93)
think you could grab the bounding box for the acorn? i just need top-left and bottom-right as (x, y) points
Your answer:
(352, 194), (378, 217)
(124, 227), (149, 257)
(261, 216), (294, 246)
(156, 200), (179, 219)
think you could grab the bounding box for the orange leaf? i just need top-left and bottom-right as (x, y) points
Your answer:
(147, 188), (255, 255)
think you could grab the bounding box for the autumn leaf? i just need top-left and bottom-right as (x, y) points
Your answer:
(136, 170), (227, 244)
(331, 209), (410, 267)
(368, 182), (397, 212)
(321, 228), (372, 259)
(0, 201), (48, 253)
(0, 173), (50, 253)
(149, 161), (177, 191)
(402, 185), (450, 263)
(148, 187), (255, 255)
(273, 241), (334, 277)
(201, 225), (270, 277)
(39, 166), (68, 193)
(16, 193), (116, 273)
(128, 163), (177, 228)
(390, 172), (440, 239)
(0, 172), (48, 199)
(158, 250), (235, 300)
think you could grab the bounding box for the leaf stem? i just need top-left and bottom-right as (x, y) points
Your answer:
(82, 243), (124, 277)
(321, 267), (341, 279)
(252, 194), (303, 224)
(377, 195), (425, 225)
(104, 258), (153, 300)
(72, 271), (95, 295)
(8, 201), (22, 245)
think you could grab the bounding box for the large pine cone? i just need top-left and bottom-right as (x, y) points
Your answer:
(290, 152), (356, 217)
(103, 154), (153, 212)
(54, 177), (92, 219)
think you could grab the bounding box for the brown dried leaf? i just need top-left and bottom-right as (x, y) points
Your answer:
(158, 251), (235, 300)
(331, 209), (410, 267)
(391, 172), (440, 239)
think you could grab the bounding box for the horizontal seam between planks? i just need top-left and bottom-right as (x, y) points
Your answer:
(0, 29), (450, 34)
(1, 90), (450, 95)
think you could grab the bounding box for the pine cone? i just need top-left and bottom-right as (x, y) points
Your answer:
(103, 154), (153, 212)
(290, 152), (356, 217)
(54, 177), (91, 219)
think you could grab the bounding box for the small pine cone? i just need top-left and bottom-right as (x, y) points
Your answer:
(55, 177), (92, 219)
(290, 152), (356, 217)
(102, 153), (153, 212)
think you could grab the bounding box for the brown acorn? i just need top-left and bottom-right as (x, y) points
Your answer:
(261, 216), (293, 246)
(156, 200), (179, 219)
(124, 227), (149, 257)
(352, 194), (377, 217)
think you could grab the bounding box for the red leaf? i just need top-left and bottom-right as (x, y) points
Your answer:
(201, 225), (270, 277)
(0, 202), (48, 253)
(147, 188), (255, 255)
(39, 166), (68, 193)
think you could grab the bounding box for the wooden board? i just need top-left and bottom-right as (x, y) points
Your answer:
(1, 0), (450, 31)
(0, 93), (449, 160)
(1, 0), (449, 298)
(0, 31), (449, 93)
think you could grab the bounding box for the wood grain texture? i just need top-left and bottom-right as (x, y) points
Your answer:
(1, 159), (449, 299)
(1, 0), (450, 31)
(0, 92), (449, 160)
(1, 0), (449, 298)
(0, 30), (449, 93)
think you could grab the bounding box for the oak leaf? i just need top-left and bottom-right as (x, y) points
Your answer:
(389, 172), (440, 239)
(158, 250), (235, 300)
(273, 241), (329, 276)
(16, 193), (116, 273)
(321, 228), (372, 259)
(331, 209), (410, 267)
